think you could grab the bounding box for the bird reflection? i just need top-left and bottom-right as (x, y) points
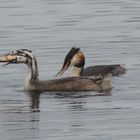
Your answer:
(27, 91), (41, 112)
(27, 89), (111, 112)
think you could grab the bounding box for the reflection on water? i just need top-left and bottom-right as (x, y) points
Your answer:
(27, 89), (112, 112)
(0, 0), (140, 140)
(28, 92), (41, 112)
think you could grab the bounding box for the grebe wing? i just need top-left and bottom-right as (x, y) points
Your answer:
(82, 64), (127, 76)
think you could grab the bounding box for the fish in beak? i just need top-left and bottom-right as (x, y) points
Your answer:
(0, 53), (17, 66)
(55, 47), (80, 77)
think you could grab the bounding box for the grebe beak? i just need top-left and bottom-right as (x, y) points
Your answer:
(55, 60), (70, 77)
(55, 47), (80, 77)
(0, 53), (17, 66)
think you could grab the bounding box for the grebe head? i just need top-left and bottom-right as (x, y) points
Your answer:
(55, 47), (85, 77)
(0, 49), (35, 65)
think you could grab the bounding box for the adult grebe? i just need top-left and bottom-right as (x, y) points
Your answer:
(55, 47), (127, 77)
(0, 49), (112, 92)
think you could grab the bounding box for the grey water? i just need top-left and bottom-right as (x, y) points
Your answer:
(0, 0), (140, 139)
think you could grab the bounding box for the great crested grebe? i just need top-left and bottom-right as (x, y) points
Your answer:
(55, 47), (127, 77)
(0, 49), (112, 92)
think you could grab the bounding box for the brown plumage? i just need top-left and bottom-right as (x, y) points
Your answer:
(82, 64), (126, 76)
(0, 49), (112, 92)
(55, 47), (127, 77)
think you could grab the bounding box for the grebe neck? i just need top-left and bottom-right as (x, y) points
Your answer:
(72, 66), (83, 77)
(25, 56), (39, 89)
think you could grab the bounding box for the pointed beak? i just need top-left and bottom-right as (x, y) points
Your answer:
(55, 47), (80, 78)
(55, 61), (70, 77)
(0, 53), (17, 66)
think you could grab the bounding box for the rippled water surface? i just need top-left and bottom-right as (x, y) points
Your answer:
(0, 0), (140, 139)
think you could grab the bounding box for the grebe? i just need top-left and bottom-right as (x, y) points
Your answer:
(55, 47), (127, 77)
(0, 49), (112, 92)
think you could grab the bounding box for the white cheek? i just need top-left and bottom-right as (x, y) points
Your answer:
(17, 57), (27, 62)
(71, 55), (78, 66)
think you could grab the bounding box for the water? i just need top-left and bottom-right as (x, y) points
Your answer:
(0, 0), (140, 139)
